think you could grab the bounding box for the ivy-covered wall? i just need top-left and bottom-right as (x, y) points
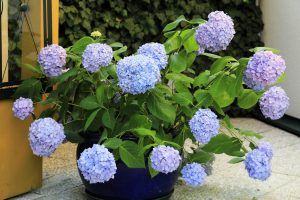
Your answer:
(59, 0), (263, 58)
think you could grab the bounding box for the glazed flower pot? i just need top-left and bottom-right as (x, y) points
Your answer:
(76, 133), (179, 200)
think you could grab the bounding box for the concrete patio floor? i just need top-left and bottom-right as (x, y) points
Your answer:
(10, 118), (300, 200)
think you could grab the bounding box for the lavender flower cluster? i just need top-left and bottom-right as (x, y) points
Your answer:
(38, 44), (67, 77)
(244, 143), (273, 181)
(117, 55), (161, 94)
(189, 108), (220, 144)
(195, 11), (235, 54)
(12, 97), (34, 120)
(82, 43), (113, 73)
(181, 163), (207, 187)
(243, 51), (286, 91)
(137, 43), (168, 70)
(259, 86), (289, 120)
(150, 145), (181, 174)
(77, 144), (117, 184)
(29, 118), (65, 157)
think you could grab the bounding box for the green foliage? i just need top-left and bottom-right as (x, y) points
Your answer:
(59, 0), (263, 57)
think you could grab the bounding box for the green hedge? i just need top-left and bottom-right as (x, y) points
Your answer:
(59, 0), (263, 58)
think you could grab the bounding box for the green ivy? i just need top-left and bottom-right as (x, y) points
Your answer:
(59, 0), (263, 58)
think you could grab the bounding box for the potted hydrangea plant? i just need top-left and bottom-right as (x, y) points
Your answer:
(12, 11), (288, 200)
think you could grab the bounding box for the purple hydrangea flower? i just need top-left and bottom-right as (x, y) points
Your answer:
(150, 145), (181, 174)
(189, 108), (220, 144)
(244, 51), (286, 91)
(77, 144), (117, 184)
(258, 142), (273, 161)
(195, 11), (235, 53)
(117, 55), (161, 94)
(12, 97), (34, 120)
(29, 118), (65, 157)
(82, 43), (113, 73)
(38, 44), (67, 77)
(244, 148), (271, 181)
(259, 86), (289, 120)
(181, 163), (207, 187)
(137, 43), (168, 70)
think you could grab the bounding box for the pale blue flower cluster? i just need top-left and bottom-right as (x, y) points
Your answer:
(150, 145), (181, 174)
(181, 163), (207, 187)
(259, 86), (289, 120)
(29, 118), (65, 157)
(12, 97), (34, 120)
(244, 146), (272, 181)
(82, 43), (113, 73)
(195, 11), (235, 54)
(117, 55), (161, 94)
(189, 108), (220, 144)
(137, 43), (168, 70)
(77, 144), (117, 184)
(38, 44), (67, 77)
(244, 51), (286, 91)
(258, 142), (273, 161)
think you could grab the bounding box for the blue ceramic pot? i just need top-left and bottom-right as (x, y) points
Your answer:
(76, 133), (179, 200)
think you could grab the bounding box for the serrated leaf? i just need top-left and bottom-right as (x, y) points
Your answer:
(119, 141), (145, 168)
(79, 96), (100, 110)
(194, 90), (213, 108)
(194, 70), (210, 87)
(237, 89), (259, 109)
(166, 73), (193, 84)
(103, 138), (123, 149)
(163, 15), (187, 32)
(210, 56), (237, 75)
(102, 109), (116, 130)
(190, 151), (213, 163)
(169, 51), (187, 73)
(70, 36), (94, 55)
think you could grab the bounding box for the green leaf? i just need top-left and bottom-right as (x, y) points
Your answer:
(13, 78), (42, 102)
(119, 114), (152, 134)
(132, 128), (156, 139)
(148, 157), (159, 178)
(210, 56), (237, 75)
(23, 64), (42, 75)
(202, 134), (242, 156)
(84, 109), (100, 131)
(79, 96), (100, 110)
(194, 90), (213, 108)
(39, 107), (56, 118)
(186, 52), (196, 68)
(240, 130), (263, 139)
(64, 130), (85, 143)
(147, 92), (176, 124)
(212, 101), (225, 116)
(70, 36), (94, 55)
(232, 61), (247, 96)
(189, 18), (206, 24)
(102, 109), (116, 130)
(119, 141), (146, 168)
(209, 75), (235, 108)
(96, 84), (106, 105)
(173, 91), (193, 106)
(164, 34), (181, 53)
(103, 138), (123, 149)
(237, 89), (259, 109)
(194, 70), (210, 87)
(109, 42), (123, 48)
(249, 47), (279, 53)
(99, 129), (108, 144)
(163, 15), (187, 32)
(223, 115), (234, 129)
(56, 67), (79, 83)
(163, 141), (181, 149)
(166, 73), (193, 84)
(276, 72), (286, 84)
(201, 53), (221, 59)
(190, 151), (213, 163)
(113, 46), (128, 61)
(169, 51), (187, 73)
(228, 157), (244, 164)
(180, 29), (198, 53)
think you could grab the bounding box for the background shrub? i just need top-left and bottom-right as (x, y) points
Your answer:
(59, 0), (263, 58)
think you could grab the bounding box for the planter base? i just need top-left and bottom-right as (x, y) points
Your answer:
(85, 189), (174, 200)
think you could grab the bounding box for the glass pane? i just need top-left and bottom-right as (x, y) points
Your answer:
(1, 0), (42, 83)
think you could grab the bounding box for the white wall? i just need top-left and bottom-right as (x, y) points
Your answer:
(260, 0), (300, 119)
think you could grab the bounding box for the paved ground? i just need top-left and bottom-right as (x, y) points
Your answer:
(10, 118), (300, 200)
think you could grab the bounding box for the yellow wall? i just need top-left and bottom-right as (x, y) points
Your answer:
(0, 0), (59, 199)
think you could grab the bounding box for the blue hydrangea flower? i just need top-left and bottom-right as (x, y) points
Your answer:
(181, 163), (207, 187)
(12, 97), (34, 120)
(29, 118), (65, 157)
(38, 44), (67, 77)
(259, 86), (289, 120)
(117, 55), (161, 94)
(258, 142), (273, 161)
(150, 145), (181, 174)
(244, 51), (286, 91)
(137, 43), (168, 70)
(189, 108), (220, 144)
(195, 11), (235, 53)
(82, 43), (113, 73)
(244, 148), (271, 181)
(77, 144), (117, 184)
